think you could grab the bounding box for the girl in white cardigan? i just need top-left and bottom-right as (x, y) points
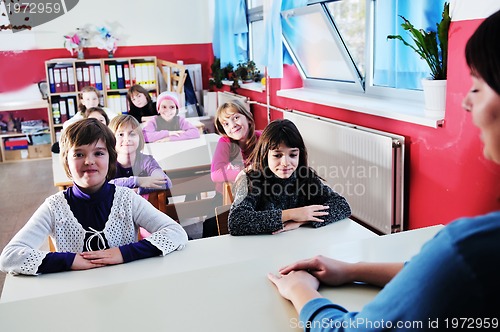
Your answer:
(0, 118), (188, 275)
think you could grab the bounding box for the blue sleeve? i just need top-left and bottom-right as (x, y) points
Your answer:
(297, 227), (481, 331)
(37, 252), (76, 274)
(119, 239), (162, 263)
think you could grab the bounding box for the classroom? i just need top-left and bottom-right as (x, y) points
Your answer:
(0, 0), (499, 331)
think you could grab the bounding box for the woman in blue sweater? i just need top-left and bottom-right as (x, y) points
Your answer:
(267, 9), (500, 330)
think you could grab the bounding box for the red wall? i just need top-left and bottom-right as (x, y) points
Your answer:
(232, 19), (500, 230)
(0, 43), (214, 93)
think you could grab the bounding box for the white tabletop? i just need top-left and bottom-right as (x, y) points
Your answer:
(52, 133), (220, 187)
(0, 221), (444, 331)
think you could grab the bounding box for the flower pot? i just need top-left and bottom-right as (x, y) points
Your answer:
(77, 48), (84, 60)
(421, 79), (447, 117)
(107, 51), (114, 58)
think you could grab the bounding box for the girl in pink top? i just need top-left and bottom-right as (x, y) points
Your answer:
(203, 99), (261, 238)
(210, 99), (261, 193)
(142, 91), (200, 143)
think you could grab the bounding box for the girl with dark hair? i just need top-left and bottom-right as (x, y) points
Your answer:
(228, 119), (351, 236)
(127, 84), (157, 123)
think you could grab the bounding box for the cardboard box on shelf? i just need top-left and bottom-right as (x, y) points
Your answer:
(5, 149), (28, 161)
(28, 144), (51, 159)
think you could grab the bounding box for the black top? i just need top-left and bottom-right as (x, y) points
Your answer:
(128, 101), (157, 123)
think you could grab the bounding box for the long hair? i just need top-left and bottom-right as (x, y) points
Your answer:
(60, 118), (117, 180)
(465, 9), (500, 95)
(214, 99), (257, 161)
(244, 119), (322, 202)
(78, 86), (101, 114)
(127, 84), (155, 118)
(108, 114), (146, 152)
(249, 119), (308, 174)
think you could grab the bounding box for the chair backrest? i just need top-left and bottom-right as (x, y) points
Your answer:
(157, 59), (187, 95)
(222, 181), (234, 205)
(215, 204), (231, 235)
(147, 171), (217, 222)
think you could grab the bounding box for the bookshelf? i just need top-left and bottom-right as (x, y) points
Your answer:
(45, 56), (158, 142)
(0, 97), (51, 163)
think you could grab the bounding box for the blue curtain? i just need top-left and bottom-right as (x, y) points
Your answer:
(373, 0), (446, 90)
(260, 0), (307, 78)
(212, 0), (248, 67)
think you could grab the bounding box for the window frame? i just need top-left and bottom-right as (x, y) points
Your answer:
(245, 0), (438, 126)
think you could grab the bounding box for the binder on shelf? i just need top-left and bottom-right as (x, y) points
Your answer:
(147, 62), (156, 89)
(130, 64), (136, 85)
(59, 99), (68, 123)
(116, 63), (125, 89)
(109, 64), (118, 90)
(67, 67), (75, 91)
(104, 65), (111, 90)
(94, 65), (103, 90)
(76, 67), (84, 90)
(48, 67), (56, 93)
(120, 94), (127, 114)
(83, 66), (90, 87)
(54, 68), (62, 93)
(124, 64), (130, 88)
(52, 101), (61, 124)
(89, 65), (96, 87)
(60, 67), (69, 92)
(67, 97), (76, 118)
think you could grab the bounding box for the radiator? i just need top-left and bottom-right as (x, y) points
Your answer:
(284, 111), (405, 234)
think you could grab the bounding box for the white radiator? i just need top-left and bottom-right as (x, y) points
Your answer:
(284, 111), (405, 234)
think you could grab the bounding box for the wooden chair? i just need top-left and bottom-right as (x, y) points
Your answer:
(147, 170), (217, 223)
(222, 181), (234, 205)
(157, 59), (187, 95)
(215, 204), (231, 235)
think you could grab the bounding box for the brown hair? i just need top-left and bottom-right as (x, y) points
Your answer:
(84, 107), (109, 125)
(108, 114), (145, 152)
(60, 118), (117, 180)
(78, 86), (101, 114)
(214, 99), (257, 160)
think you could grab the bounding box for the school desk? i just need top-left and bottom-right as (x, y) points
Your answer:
(52, 132), (220, 190)
(0, 220), (443, 331)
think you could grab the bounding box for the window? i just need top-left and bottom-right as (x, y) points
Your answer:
(247, 3), (265, 71)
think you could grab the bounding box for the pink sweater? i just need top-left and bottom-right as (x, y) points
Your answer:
(142, 116), (200, 142)
(210, 131), (262, 192)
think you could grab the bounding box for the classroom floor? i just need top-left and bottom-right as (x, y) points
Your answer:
(0, 158), (58, 297)
(0, 158), (205, 297)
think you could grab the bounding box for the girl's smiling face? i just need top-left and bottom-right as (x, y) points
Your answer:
(267, 145), (300, 179)
(158, 99), (178, 122)
(114, 124), (140, 155)
(219, 109), (250, 142)
(67, 139), (109, 194)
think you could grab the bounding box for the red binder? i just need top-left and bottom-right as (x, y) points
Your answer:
(124, 64), (131, 88)
(76, 67), (84, 90)
(67, 67), (75, 91)
(83, 66), (90, 87)
(105, 65), (111, 90)
(54, 68), (62, 93)
(60, 67), (69, 92)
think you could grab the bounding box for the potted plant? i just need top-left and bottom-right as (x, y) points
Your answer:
(387, 2), (450, 116)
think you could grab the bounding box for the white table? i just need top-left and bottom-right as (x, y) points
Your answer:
(52, 133), (220, 189)
(0, 221), (443, 331)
